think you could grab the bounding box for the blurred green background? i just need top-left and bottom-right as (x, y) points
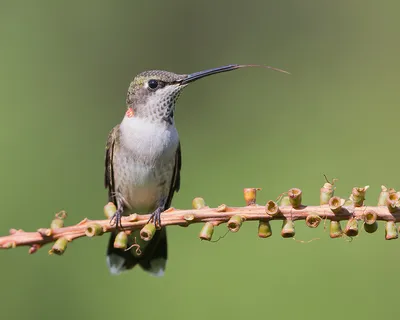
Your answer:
(1, 1), (399, 319)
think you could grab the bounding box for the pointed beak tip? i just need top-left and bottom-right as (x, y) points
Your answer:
(178, 63), (290, 85)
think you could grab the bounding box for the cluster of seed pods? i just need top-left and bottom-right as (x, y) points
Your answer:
(196, 182), (400, 241)
(44, 181), (400, 255)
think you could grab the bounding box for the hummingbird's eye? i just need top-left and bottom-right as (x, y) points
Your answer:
(148, 79), (159, 90)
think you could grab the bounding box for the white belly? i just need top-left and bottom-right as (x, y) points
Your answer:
(114, 116), (179, 213)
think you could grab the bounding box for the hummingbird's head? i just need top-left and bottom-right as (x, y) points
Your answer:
(126, 64), (289, 123)
(126, 70), (186, 123)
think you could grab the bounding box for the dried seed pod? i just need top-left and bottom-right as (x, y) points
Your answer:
(344, 218), (359, 237)
(192, 197), (206, 209)
(320, 178), (336, 205)
(50, 218), (64, 229)
(265, 200), (280, 216)
(244, 188), (261, 205)
(281, 219), (295, 238)
(114, 231), (128, 249)
(258, 221), (272, 238)
(227, 215), (243, 232)
(104, 202), (117, 219)
(280, 195), (291, 206)
(350, 186), (369, 207)
(288, 188), (302, 208)
(329, 196), (345, 214)
(85, 223), (104, 237)
(140, 223), (156, 241)
(385, 221), (398, 240)
(377, 185), (389, 206)
(49, 237), (68, 255)
(306, 214), (322, 228)
(387, 193), (399, 213)
(330, 221), (343, 238)
(364, 211), (377, 225)
(363, 210), (378, 234)
(199, 222), (214, 241)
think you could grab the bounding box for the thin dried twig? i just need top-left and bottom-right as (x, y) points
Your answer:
(0, 204), (399, 252)
(0, 182), (399, 253)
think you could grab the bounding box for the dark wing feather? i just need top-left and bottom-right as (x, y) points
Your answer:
(164, 142), (181, 209)
(104, 125), (120, 205)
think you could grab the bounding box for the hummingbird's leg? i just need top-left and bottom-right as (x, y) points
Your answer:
(147, 198), (167, 229)
(147, 207), (162, 229)
(110, 198), (125, 230)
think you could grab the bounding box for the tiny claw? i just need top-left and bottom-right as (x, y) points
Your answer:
(147, 207), (163, 229)
(110, 200), (126, 230)
(110, 210), (124, 230)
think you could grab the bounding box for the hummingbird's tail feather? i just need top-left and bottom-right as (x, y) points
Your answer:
(106, 232), (138, 275)
(106, 228), (167, 276)
(138, 228), (167, 277)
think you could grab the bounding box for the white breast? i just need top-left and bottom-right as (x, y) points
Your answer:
(120, 116), (179, 161)
(115, 116), (179, 212)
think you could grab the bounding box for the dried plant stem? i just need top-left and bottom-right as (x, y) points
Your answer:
(1, 204), (399, 251)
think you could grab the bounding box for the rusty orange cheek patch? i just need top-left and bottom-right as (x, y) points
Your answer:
(125, 107), (134, 118)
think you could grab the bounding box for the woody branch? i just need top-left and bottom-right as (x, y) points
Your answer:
(0, 180), (400, 255)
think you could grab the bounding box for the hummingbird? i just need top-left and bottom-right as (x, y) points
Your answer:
(105, 64), (288, 276)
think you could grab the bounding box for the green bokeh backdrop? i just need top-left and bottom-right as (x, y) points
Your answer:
(1, 1), (399, 319)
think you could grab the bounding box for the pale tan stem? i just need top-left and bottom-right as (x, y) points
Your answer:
(1, 205), (399, 251)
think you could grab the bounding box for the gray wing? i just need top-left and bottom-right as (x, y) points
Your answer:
(104, 125), (120, 205)
(164, 142), (181, 209)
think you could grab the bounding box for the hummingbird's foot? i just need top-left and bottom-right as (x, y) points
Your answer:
(110, 206), (124, 230)
(147, 207), (163, 229)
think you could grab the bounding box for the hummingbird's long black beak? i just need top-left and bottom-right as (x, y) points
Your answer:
(179, 65), (241, 85)
(179, 64), (290, 85)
